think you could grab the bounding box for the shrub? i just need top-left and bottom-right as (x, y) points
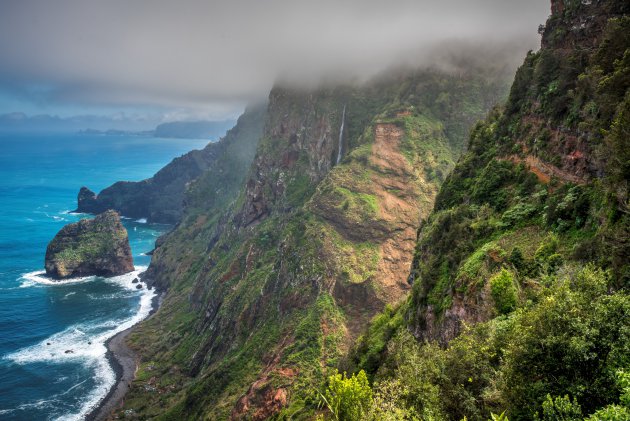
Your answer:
(321, 370), (372, 421)
(490, 269), (518, 315)
(535, 395), (583, 420)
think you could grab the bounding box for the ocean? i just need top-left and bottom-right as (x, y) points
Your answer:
(0, 132), (209, 420)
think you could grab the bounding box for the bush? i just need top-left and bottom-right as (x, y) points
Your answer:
(535, 395), (583, 420)
(501, 203), (538, 227)
(321, 370), (372, 421)
(490, 269), (518, 315)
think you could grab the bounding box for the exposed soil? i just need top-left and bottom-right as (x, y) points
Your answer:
(368, 123), (422, 304)
(508, 154), (587, 185)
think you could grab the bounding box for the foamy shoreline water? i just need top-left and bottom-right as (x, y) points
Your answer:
(3, 267), (154, 421)
(0, 133), (203, 420)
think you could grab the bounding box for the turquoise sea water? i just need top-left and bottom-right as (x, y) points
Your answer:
(0, 133), (209, 420)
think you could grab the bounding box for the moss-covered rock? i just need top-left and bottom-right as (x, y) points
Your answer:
(44, 210), (134, 279)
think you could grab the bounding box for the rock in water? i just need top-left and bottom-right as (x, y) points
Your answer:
(45, 210), (134, 279)
(75, 186), (100, 214)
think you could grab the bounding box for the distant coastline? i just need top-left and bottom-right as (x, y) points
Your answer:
(77, 128), (154, 137)
(79, 119), (235, 140)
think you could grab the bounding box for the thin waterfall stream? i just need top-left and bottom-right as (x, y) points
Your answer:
(336, 105), (346, 164)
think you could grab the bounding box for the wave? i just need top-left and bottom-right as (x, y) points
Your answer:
(61, 210), (84, 215)
(4, 267), (154, 420)
(4, 398), (59, 416)
(86, 292), (137, 300)
(135, 218), (147, 224)
(19, 270), (95, 288)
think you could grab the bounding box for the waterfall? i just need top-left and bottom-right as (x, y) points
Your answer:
(336, 105), (346, 165)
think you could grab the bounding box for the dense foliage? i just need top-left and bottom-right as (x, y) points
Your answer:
(336, 2), (630, 421)
(338, 267), (629, 421)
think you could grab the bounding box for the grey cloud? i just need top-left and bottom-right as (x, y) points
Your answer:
(0, 0), (550, 117)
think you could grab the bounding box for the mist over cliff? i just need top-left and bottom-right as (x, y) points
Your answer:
(0, 0), (549, 119)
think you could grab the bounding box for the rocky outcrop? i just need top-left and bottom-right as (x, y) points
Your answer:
(75, 104), (266, 224)
(76, 186), (100, 213)
(45, 210), (134, 279)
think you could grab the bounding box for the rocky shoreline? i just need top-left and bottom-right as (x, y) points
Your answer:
(86, 293), (162, 421)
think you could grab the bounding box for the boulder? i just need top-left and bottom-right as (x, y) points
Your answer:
(45, 210), (134, 279)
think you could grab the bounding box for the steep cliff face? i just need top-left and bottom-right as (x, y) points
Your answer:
(116, 65), (511, 419)
(45, 210), (133, 279)
(404, 0), (629, 345)
(75, 104), (265, 224)
(347, 2), (629, 420)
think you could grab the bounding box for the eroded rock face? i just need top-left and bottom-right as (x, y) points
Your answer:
(45, 210), (134, 279)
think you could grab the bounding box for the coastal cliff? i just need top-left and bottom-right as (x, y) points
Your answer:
(76, 104), (266, 224)
(45, 210), (133, 279)
(115, 64), (511, 419)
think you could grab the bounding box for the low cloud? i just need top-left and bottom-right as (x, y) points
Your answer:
(0, 0), (550, 118)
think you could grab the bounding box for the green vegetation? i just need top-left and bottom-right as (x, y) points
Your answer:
(337, 3), (630, 421)
(350, 266), (629, 421)
(54, 231), (114, 263)
(489, 268), (517, 315)
(319, 370), (372, 421)
(119, 65), (509, 419)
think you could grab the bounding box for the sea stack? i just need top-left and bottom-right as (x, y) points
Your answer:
(45, 210), (134, 279)
(75, 186), (101, 214)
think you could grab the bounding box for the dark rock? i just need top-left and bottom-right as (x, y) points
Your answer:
(47, 342), (51, 346)
(45, 210), (134, 279)
(65, 350), (74, 354)
(75, 187), (100, 214)
(136, 284), (143, 289)
(88, 341), (92, 345)
(132, 278), (139, 283)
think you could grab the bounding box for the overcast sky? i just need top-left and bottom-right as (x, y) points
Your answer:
(0, 0), (550, 121)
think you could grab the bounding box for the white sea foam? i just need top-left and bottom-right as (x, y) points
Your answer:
(86, 291), (136, 301)
(135, 218), (147, 224)
(19, 270), (95, 288)
(5, 267), (154, 421)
